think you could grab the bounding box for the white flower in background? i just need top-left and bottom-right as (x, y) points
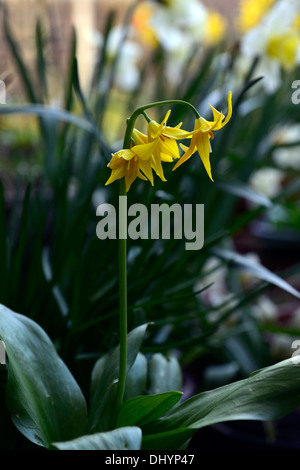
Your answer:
(271, 124), (300, 170)
(146, 0), (208, 85)
(194, 257), (239, 326)
(240, 0), (300, 93)
(249, 166), (285, 198)
(130, 0), (227, 87)
(236, 0), (277, 33)
(149, 0), (209, 51)
(237, 252), (261, 287)
(251, 295), (278, 323)
(86, 25), (143, 92)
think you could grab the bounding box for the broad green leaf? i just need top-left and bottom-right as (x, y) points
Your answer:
(143, 358), (300, 449)
(147, 353), (182, 395)
(53, 426), (142, 450)
(124, 352), (148, 401)
(142, 428), (194, 451)
(88, 323), (149, 432)
(117, 392), (183, 428)
(0, 304), (87, 447)
(213, 247), (300, 300)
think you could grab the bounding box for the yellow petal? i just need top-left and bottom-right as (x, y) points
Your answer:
(105, 165), (126, 186)
(137, 170), (148, 181)
(125, 160), (139, 192)
(159, 138), (181, 159)
(139, 158), (154, 184)
(151, 150), (167, 181)
(132, 128), (148, 145)
(161, 153), (175, 162)
(148, 110), (171, 139)
(116, 149), (135, 161)
(162, 126), (192, 139)
(209, 91), (232, 130)
(195, 133), (214, 181)
(132, 139), (158, 160)
(172, 137), (197, 171)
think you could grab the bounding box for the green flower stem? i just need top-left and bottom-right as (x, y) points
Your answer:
(114, 98), (199, 424)
(123, 99), (200, 148)
(114, 177), (128, 422)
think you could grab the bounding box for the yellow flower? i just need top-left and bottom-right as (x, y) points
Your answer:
(105, 140), (157, 192)
(173, 92), (232, 181)
(205, 11), (227, 45)
(236, 0), (276, 33)
(148, 109), (190, 154)
(105, 110), (188, 191)
(131, 2), (158, 47)
(267, 29), (300, 70)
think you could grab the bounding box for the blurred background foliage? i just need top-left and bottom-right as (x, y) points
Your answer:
(1, 0), (300, 448)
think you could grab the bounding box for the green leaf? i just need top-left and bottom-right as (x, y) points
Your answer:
(142, 428), (194, 451)
(53, 426), (142, 450)
(88, 323), (149, 432)
(144, 358), (300, 449)
(0, 182), (8, 304)
(213, 247), (300, 300)
(147, 353), (182, 395)
(217, 180), (273, 209)
(124, 352), (148, 400)
(0, 304), (87, 447)
(117, 392), (183, 428)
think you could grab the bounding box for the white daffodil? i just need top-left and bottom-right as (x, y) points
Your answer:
(86, 25), (143, 93)
(249, 166), (285, 198)
(240, 0), (300, 93)
(148, 0), (208, 53)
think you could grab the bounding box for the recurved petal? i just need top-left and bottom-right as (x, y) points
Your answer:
(210, 91), (232, 130)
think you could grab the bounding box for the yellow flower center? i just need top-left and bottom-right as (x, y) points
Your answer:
(236, 0), (276, 32)
(205, 11), (227, 45)
(267, 30), (300, 69)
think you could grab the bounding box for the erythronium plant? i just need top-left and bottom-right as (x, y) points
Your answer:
(2, 95), (300, 450)
(106, 95), (232, 420)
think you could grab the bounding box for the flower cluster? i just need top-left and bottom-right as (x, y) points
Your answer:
(105, 92), (232, 192)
